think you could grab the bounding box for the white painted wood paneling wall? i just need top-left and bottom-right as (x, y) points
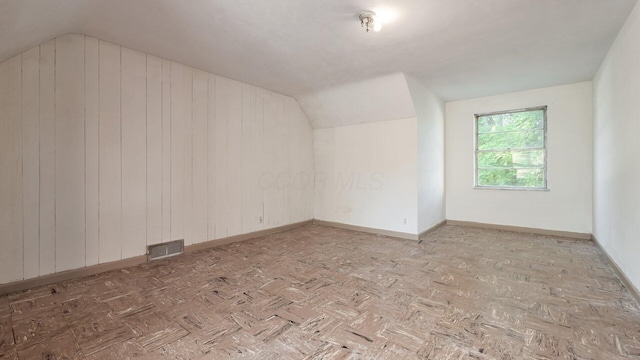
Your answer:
(0, 34), (314, 284)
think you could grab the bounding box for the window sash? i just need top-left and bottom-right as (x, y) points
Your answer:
(477, 166), (544, 170)
(476, 128), (543, 135)
(474, 106), (548, 190)
(476, 146), (545, 153)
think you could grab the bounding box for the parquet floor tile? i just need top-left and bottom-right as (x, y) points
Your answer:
(1, 224), (639, 359)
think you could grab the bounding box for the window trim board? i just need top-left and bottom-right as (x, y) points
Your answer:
(473, 105), (548, 191)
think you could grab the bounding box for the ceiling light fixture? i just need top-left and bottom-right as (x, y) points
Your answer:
(359, 11), (381, 32)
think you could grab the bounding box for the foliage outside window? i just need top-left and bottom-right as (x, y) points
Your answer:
(475, 106), (547, 189)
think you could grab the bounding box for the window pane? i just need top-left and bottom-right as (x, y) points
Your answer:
(475, 107), (546, 190)
(477, 149), (545, 168)
(478, 168), (545, 188)
(477, 109), (544, 133)
(478, 129), (544, 150)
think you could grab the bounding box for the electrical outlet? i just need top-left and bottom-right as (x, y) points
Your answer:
(403, 218), (407, 224)
(259, 216), (263, 224)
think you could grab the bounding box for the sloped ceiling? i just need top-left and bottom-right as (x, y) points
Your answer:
(297, 73), (417, 128)
(1, 0), (637, 126)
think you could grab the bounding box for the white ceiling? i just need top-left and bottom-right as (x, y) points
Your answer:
(1, 0), (637, 102)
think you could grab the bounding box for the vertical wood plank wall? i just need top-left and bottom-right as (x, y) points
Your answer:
(0, 55), (23, 284)
(98, 40), (122, 264)
(21, 47), (40, 279)
(39, 40), (56, 276)
(55, 34), (86, 273)
(0, 34), (314, 284)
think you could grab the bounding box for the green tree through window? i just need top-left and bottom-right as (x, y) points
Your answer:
(475, 107), (547, 189)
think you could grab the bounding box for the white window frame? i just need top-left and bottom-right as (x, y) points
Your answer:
(474, 106), (548, 191)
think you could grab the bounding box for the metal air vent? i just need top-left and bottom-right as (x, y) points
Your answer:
(148, 239), (184, 261)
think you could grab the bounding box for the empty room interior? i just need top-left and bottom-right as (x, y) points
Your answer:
(2, 0), (640, 358)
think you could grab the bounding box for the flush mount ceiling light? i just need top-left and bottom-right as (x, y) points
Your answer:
(359, 10), (382, 32)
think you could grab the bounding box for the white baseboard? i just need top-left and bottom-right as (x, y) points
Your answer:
(591, 235), (640, 306)
(446, 220), (592, 240)
(0, 220), (313, 295)
(313, 220), (420, 241)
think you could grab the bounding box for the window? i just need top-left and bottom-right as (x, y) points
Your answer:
(475, 106), (547, 190)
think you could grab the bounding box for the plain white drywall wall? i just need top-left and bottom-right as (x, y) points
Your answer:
(405, 75), (446, 233)
(0, 34), (314, 284)
(446, 82), (593, 233)
(593, 1), (640, 292)
(314, 118), (419, 234)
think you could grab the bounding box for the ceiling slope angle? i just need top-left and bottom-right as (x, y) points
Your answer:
(296, 73), (418, 129)
(0, 0), (637, 104)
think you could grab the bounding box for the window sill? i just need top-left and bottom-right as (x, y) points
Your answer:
(473, 186), (550, 192)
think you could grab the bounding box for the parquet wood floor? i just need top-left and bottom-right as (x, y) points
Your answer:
(1, 224), (639, 359)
